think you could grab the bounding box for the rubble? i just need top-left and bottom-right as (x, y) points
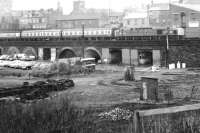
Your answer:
(0, 79), (74, 102)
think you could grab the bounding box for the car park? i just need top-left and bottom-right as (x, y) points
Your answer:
(0, 55), (10, 60)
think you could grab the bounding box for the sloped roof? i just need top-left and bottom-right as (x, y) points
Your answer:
(57, 14), (101, 21)
(183, 0), (200, 4)
(173, 3), (200, 12)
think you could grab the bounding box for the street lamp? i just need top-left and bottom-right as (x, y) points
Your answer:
(82, 23), (84, 39)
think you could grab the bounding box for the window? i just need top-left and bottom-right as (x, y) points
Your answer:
(134, 19), (138, 25)
(172, 13), (179, 22)
(141, 19), (145, 24)
(190, 12), (197, 21)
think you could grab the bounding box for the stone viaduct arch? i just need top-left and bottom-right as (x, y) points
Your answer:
(85, 47), (101, 62)
(7, 47), (20, 55)
(58, 47), (77, 59)
(23, 47), (37, 56)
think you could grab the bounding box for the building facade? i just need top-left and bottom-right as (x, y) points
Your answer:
(0, 0), (12, 16)
(149, 3), (200, 29)
(18, 1), (63, 30)
(56, 0), (123, 29)
(123, 12), (149, 29)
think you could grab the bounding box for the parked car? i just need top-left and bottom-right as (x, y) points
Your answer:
(80, 58), (96, 73)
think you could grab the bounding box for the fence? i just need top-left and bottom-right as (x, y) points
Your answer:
(134, 103), (200, 133)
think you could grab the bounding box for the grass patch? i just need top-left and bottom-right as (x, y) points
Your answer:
(0, 98), (135, 133)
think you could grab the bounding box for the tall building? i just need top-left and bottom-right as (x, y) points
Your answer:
(18, 1), (63, 30)
(0, 0), (12, 16)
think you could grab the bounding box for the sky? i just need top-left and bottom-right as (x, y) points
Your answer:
(12, 0), (173, 14)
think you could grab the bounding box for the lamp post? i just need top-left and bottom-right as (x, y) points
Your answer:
(166, 27), (170, 68)
(81, 23), (85, 58)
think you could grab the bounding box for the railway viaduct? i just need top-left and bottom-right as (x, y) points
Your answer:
(0, 39), (200, 67)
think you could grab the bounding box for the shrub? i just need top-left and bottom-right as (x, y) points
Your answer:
(124, 66), (135, 81)
(49, 63), (58, 73)
(58, 62), (71, 75)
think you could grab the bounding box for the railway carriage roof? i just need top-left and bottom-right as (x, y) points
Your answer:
(22, 29), (61, 32)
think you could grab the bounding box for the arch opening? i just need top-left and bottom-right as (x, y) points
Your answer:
(110, 48), (122, 64)
(59, 49), (76, 59)
(138, 49), (153, 66)
(0, 47), (3, 55)
(7, 47), (20, 55)
(23, 47), (37, 56)
(43, 48), (51, 60)
(85, 49), (101, 63)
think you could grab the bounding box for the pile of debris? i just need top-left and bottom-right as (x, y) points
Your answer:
(0, 79), (74, 102)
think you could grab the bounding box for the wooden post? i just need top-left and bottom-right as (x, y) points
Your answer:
(134, 111), (142, 133)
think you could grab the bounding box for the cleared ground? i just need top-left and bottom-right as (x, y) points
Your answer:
(0, 65), (200, 108)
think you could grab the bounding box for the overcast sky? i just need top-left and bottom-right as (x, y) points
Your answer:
(12, 0), (172, 14)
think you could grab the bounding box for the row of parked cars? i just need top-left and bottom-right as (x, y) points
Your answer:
(0, 54), (36, 70)
(0, 54), (36, 61)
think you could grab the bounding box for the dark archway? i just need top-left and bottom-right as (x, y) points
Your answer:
(0, 47), (3, 55)
(43, 48), (51, 60)
(85, 48), (101, 62)
(59, 48), (76, 59)
(7, 47), (20, 55)
(23, 47), (37, 56)
(138, 49), (153, 66)
(110, 48), (122, 64)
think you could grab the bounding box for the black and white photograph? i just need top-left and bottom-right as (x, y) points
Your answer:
(0, 0), (200, 132)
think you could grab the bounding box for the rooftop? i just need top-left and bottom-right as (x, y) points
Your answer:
(149, 3), (170, 11)
(124, 12), (147, 19)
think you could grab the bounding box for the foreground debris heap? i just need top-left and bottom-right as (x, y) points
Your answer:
(0, 79), (74, 101)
